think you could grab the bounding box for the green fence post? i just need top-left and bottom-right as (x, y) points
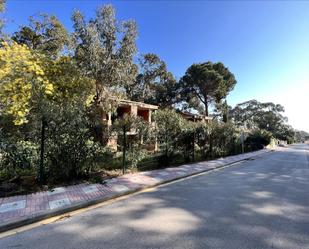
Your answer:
(38, 117), (46, 185)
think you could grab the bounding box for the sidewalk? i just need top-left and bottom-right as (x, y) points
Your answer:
(0, 149), (271, 232)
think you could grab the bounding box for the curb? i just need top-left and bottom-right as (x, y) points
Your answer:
(0, 149), (273, 233)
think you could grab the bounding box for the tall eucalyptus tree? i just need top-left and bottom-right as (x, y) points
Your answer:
(71, 4), (138, 106)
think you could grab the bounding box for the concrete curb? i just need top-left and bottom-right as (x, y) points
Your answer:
(0, 149), (273, 233)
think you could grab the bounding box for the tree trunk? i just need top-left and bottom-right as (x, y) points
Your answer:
(204, 95), (209, 116)
(94, 81), (110, 145)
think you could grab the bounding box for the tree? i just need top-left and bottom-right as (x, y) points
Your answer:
(127, 53), (178, 107)
(274, 124), (295, 144)
(0, 41), (55, 183)
(151, 71), (178, 107)
(71, 4), (138, 103)
(12, 13), (69, 58)
(0, 0), (4, 11)
(126, 53), (177, 107)
(180, 62), (237, 116)
(213, 99), (232, 123)
(0, 1), (4, 13)
(0, 0), (5, 36)
(294, 130), (309, 143)
(230, 100), (285, 130)
(0, 42), (92, 125)
(0, 41), (94, 183)
(230, 100), (294, 142)
(44, 56), (94, 103)
(127, 53), (164, 101)
(0, 41), (54, 125)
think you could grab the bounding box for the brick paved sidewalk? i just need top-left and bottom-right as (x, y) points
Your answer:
(0, 149), (270, 232)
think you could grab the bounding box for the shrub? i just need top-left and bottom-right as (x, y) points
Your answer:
(43, 102), (103, 182)
(195, 122), (211, 159)
(127, 145), (148, 170)
(0, 138), (39, 181)
(245, 129), (272, 151)
(209, 121), (240, 157)
(154, 109), (186, 165)
(177, 120), (198, 162)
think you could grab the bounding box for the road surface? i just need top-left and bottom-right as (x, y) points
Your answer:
(1, 144), (309, 249)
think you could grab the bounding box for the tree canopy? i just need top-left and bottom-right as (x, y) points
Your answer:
(127, 53), (178, 107)
(0, 0), (5, 36)
(0, 42), (54, 125)
(180, 61), (237, 116)
(12, 14), (69, 58)
(294, 130), (309, 143)
(230, 100), (295, 142)
(0, 1), (4, 12)
(44, 56), (94, 103)
(230, 100), (286, 129)
(71, 5), (138, 103)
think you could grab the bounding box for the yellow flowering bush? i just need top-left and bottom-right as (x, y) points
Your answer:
(0, 42), (54, 125)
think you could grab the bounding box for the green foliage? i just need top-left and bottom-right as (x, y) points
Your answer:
(208, 121), (241, 157)
(154, 109), (186, 164)
(180, 61), (237, 116)
(71, 4), (139, 144)
(214, 99), (232, 123)
(230, 100), (284, 129)
(0, 41), (54, 125)
(112, 114), (151, 170)
(44, 56), (94, 103)
(72, 4), (138, 98)
(155, 110), (241, 164)
(195, 122), (211, 159)
(230, 100), (294, 142)
(0, 100), (102, 183)
(127, 146), (148, 170)
(294, 130), (309, 143)
(245, 129), (272, 151)
(0, 1), (4, 13)
(127, 53), (178, 107)
(151, 72), (178, 107)
(44, 102), (103, 182)
(177, 120), (199, 162)
(0, 0), (5, 36)
(12, 13), (69, 58)
(0, 134), (39, 181)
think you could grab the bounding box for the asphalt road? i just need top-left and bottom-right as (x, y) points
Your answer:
(1, 144), (309, 249)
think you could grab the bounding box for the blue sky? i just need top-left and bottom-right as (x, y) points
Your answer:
(3, 0), (309, 131)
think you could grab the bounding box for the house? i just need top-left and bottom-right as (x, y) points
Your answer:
(102, 99), (158, 151)
(177, 110), (212, 123)
(100, 100), (213, 152)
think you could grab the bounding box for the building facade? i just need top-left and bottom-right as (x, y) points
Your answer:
(102, 99), (158, 151)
